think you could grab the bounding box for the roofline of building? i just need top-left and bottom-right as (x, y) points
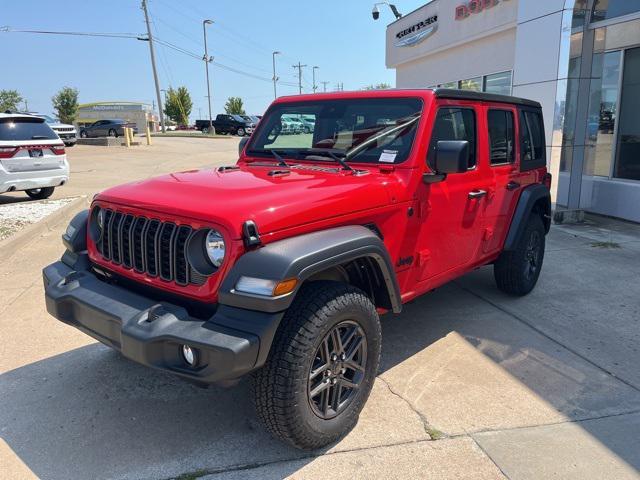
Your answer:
(78, 101), (151, 108)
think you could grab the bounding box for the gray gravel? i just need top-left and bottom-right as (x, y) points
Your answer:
(0, 198), (76, 241)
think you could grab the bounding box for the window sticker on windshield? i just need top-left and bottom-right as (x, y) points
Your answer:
(379, 150), (397, 163)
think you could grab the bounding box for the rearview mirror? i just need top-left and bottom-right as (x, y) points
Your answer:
(238, 136), (249, 156)
(434, 140), (469, 174)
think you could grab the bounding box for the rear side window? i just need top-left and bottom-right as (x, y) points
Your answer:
(0, 117), (58, 141)
(519, 109), (546, 170)
(487, 109), (515, 164)
(427, 107), (476, 169)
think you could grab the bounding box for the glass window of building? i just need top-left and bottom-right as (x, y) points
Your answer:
(583, 49), (621, 176)
(441, 81), (458, 89)
(614, 46), (640, 180)
(592, 0), (640, 23)
(484, 71), (512, 95)
(459, 77), (482, 92)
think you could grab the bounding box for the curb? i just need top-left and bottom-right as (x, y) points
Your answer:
(0, 195), (89, 262)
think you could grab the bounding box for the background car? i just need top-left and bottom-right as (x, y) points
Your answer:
(0, 113), (69, 199)
(38, 114), (77, 147)
(282, 115), (304, 134)
(79, 119), (138, 138)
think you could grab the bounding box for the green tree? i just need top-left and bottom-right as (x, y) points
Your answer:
(362, 83), (392, 90)
(52, 87), (79, 124)
(163, 86), (193, 126)
(0, 89), (24, 112)
(224, 97), (245, 115)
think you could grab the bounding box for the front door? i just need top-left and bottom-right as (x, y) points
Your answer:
(414, 102), (489, 284)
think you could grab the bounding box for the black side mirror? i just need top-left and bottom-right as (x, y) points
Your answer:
(238, 136), (249, 156)
(434, 140), (469, 174)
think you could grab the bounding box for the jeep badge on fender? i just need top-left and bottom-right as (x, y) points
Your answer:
(44, 88), (551, 450)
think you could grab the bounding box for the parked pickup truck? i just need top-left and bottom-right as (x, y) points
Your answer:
(44, 89), (551, 450)
(196, 114), (255, 136)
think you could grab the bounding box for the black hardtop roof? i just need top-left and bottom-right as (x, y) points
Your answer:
(431, 88), (541, 108)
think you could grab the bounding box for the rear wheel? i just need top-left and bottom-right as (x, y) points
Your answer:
(494, 214), (545, 295)
(25, 187), (55, 200)
(252, 281), (381, 450)
(237, 127), (246, 136)
(108, 129), (117, 138)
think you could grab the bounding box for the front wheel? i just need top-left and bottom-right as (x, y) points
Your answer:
(252, 281), (381, 450)
(108, 129), (117, 138)
(236, 127), (246, 136)
(494, 214), (546, 295)
(25, 187), (55, 200)
(80, 130), (87, 138)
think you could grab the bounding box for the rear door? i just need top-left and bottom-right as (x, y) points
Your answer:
(481, 105), (520, 254)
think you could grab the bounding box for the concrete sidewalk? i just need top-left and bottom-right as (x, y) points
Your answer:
(1, 139), (639, 479)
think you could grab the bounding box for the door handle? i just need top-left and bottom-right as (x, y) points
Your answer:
(468, 189), (487, 199)
(506, 181), (521, 191)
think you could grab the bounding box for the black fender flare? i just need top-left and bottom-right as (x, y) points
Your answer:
(62, 209), (89, 253)
(218, 225), (402, 315)
(503, 184), (551, 251)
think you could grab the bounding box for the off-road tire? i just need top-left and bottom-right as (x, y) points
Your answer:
(26, 187), (55, 200)
(494, 213), (545, 296)
(252, 281), (381, 450)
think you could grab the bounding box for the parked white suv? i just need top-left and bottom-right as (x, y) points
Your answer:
(0, 113), (69, 199)
(39, 114), (77, 147)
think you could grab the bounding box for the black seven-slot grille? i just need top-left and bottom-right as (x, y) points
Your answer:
(98, 209), (207, 286)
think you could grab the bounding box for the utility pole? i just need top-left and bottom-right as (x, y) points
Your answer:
(292, 62), (307, 95)
(312, 66), (319, 93)
(203, 19), (214, 134)
(321, 81), (329, 93)
(272, 51), (281, 99)
(141, 0), (165, 133)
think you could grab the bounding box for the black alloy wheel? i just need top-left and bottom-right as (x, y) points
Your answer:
(108, 129), (117, 137)
(308, 320), (367, 420)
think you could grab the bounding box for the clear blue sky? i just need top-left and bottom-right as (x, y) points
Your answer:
(0, 0), (425, 120)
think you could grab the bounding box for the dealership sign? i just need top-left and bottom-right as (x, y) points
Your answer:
(455, 0), (510, 20)
(395, 15), (438, 47)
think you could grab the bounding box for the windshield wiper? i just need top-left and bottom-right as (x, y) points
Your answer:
(311, 150), (354, 171)
(344, 114), (421, 161)
(269, 149), (291, 168)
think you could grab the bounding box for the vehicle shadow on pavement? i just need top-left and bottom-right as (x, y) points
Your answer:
(0, 193), (33, 205)
(3, 253), (640, 479)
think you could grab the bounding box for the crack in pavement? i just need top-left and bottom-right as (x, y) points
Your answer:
(376, 375), (447, 440)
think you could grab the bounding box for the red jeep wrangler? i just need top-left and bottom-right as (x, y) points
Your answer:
(44, 89), (551, 450)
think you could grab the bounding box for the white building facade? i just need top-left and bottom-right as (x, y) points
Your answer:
(386, 0), (640, 222)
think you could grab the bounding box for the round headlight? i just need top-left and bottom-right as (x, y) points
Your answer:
(205, 229), (225, 268)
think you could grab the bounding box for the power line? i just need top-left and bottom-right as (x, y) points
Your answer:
(0, 27), (144, 39)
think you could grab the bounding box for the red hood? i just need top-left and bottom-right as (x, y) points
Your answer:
(95, 163), (394, 239)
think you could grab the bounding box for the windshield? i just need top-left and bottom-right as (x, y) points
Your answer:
(0, 117), (58, 141)
(247, 97), (423, 164)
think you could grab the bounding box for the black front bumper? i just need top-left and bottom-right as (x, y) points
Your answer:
(43, 253), (284, 384)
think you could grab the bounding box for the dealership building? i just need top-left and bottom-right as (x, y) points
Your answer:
(386, 0), (640, 222)
(76, 102), (159, 133)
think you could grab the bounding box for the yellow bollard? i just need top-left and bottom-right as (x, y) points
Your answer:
(124, 127), (131, 147)
(146, 126), (152, 145)
(128, 127), (134, 145)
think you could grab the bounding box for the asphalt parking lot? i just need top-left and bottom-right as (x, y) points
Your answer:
(1, 138), (639, 479)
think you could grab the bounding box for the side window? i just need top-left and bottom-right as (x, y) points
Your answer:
(427, 107), (476, 169)
(487, 109), (515, 165)
(519, 109), (546, 170)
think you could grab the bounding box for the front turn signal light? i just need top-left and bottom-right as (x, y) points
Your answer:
(273, 278), (298, 296)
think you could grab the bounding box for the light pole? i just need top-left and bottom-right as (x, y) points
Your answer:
(312, 66), (319, 93)
(203, 19), (214, 134)
(272, 51), (281, 99)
